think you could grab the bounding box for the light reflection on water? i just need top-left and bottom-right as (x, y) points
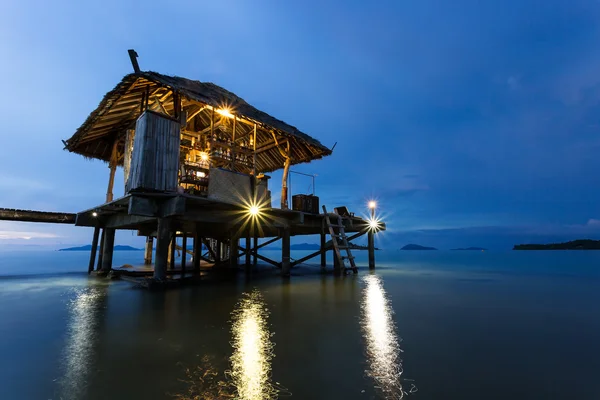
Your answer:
(228, 290), (277, 400)
(58, 283), (107, 399)
(361, 274), (413, 399)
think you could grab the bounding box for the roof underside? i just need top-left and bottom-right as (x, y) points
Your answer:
(63, 71), (332, 173)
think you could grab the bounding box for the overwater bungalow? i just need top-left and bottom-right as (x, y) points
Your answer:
(2, 52), (384, 283)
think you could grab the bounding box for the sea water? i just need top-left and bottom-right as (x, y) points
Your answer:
(1, 249), (599, 399)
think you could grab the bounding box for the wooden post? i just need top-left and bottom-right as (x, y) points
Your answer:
(193, 228), (202, 273)
(100, 228), (115, 273)
(170, 234), (176, 271)
(252, 124), (257, 176)
(88, 227), (100, 274)
(280, 144), (291, 209)
(320, 232), (327, 268)
(231, 116), (237, 170)
(229, 237), (239, 269)
(368, 231), (375, 269)
(181, 234), (187, 274)
(333, 246), (340, 274)
(253, 236), (258, 267)
(96, 229), (105, 271)
(245, 236), (251, 268)
(106, 140), (118, 203)
(215, 240), (222, 264)
(281, 228), (291, 277)
(154, 218), (171, 280)
(144, 236), (153, 265)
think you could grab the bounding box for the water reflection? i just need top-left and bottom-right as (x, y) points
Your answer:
(229, 290), (277, 400)
(59, 281), (108, 399)
(361, 274), (411, 399)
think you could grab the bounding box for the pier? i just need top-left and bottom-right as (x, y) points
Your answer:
(0, 52), (384, 285)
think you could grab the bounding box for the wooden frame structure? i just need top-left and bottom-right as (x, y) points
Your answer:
(57, 69), (383, 282)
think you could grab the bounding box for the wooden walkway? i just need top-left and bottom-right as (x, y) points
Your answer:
(0, 208), (76, 224)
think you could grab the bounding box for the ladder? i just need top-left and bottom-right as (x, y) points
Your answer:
(322, 205), (357, 274)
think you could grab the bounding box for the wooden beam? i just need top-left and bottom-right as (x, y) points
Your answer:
(0, 208), (75, 224)
(100, 228), (116, 273)
(154, 218), (171, 280)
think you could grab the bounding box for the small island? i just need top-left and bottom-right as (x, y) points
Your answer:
(451, 247), (487, 251)
(59, 245), (142, 251)
(401, 244), (437, 250)
(513, 239), (600, 250)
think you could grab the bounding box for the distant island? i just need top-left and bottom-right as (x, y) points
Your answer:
(451, 247), (487, 251)
(401, 244), (437, 250)
(59, 245), (142, 251)
(513, 239), (600, 250)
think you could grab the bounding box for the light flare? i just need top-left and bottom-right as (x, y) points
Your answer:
(216, 108), (234, 118)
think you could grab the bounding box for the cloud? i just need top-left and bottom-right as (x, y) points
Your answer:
(0, 230), (59, 240)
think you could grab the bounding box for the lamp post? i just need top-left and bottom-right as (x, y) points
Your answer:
(368, 200), (376, 269)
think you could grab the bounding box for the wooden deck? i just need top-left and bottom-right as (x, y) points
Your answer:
(73, 192), (380, 239)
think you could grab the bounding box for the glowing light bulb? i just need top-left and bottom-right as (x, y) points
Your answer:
(368, 201), (377, 209)
(92, 212), (98, 217)
(216, 108), (234, 118)
(200, 152), (209, 161)
(249, 205), (260, 216)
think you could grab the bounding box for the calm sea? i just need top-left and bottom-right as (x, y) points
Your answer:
(1, 249), (600, 399)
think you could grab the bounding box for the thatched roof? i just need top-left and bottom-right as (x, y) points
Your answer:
(63, 71), (332, 172)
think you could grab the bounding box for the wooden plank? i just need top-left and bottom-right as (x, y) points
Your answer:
(0, 209), (75, 224)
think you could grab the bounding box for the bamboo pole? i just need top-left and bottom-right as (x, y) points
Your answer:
(106, 140), (119, 203)
(252, 123), (257, 176)
(96, 229), (105, 271)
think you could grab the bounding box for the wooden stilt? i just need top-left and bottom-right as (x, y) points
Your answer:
(88, 227), (100, 274)
(368, 231), (375, 269)
(193, 226), (201, 273)
(144, 236), (153, 265)
(245, 236), (251, 268)
(170, 234), (176, 271)
(229, 237), (239, 269)
(100, 228), (115, 273)
(320, 232), (326, 268)
(154, 218), (171, 280)
(216, 240), (222, 264)
(333, 246), (340, 274)
(96, 229), (105, 271)
(253, 236), (258, 267)
(281, 228), (291, 276)
(181, 234), (187, 275)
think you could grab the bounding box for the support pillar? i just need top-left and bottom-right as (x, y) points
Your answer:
(368, 231), (375, 269)
(193, 229), (201, 273)
(229, 237), (239, 269)
(144, 236), (153, 265)
(88, 227), (100, 274)
(333, 247), (341, 274)
(320, 232), (327, 268)
(281, 228), (291, 277)
(181, 234), (187, 275)
(154, 218), (172, 280)
(253, 236), (258, 267)
(96, 229), (105, 271)
(170, 234), (176, 271)
(100, 228), (115, 273)
(245, 236), (251, 269)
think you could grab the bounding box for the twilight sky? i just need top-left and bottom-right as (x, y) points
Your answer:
(2, 0), (600, 249)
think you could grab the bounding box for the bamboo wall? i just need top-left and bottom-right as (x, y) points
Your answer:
(126, 111), (181, 193)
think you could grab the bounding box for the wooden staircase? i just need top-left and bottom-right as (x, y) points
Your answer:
(322, 205), (357, 274)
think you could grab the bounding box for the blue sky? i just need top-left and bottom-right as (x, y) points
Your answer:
(2, 0), (600, 249)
